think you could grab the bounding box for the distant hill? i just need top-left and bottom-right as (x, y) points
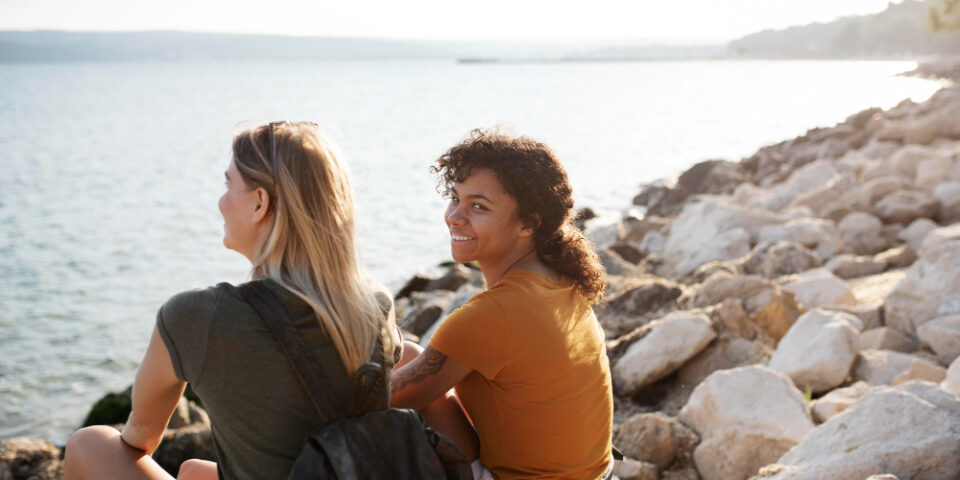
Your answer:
(729, 0), (960, 58)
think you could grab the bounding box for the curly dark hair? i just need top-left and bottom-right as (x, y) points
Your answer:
(431, 129), (606, 304)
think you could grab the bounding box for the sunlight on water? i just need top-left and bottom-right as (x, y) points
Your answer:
(0, 59), (946, 442)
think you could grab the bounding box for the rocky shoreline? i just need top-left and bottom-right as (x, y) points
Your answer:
(4, 65), (960, 480)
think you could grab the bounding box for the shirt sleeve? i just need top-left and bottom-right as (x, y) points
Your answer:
(428, 292), (517, 379)
(155, 287), (220, 383)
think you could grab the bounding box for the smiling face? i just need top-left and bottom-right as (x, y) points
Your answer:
(218, 158), (269, 261)
(444, 168), (533, 270)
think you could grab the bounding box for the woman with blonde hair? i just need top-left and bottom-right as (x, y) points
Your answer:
(63, 122), (401, 479)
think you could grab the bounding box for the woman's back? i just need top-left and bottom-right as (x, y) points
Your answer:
(158, 279), (374, 479)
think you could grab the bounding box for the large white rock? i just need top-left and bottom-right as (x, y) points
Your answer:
(919, 223), (960, 253)
(810, 381), (873, 423)
(916, 155), (953, 192)
(941, 357), (960, 398)
(757, 218), (842, 256)
(884, 241), (960, 337)
(837, 212), (886, 255)
(823, 254), (887, 279)
(859, 327), (917, 353)
(851, 349), (943, 386)
(874, 190), (939, 225)
(781, 268), (857, 309)
(613, 312), (716, 396)
(768, 309), (862, 393)
(891, 144), (938, 178)
(756, 381), (960, 480)
(935, 181), (960, 224)
(917, 315), (960, 365)
(664, 199), (786, 277)
(678, 366), (814, 480)
(762, 160), (840, 211)
(897, 217), (939, 251)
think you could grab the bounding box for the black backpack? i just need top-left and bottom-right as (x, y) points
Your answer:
(236, 281), (473, 480)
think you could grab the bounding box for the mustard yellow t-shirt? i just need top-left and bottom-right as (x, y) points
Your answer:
(429, 270), (613, 480)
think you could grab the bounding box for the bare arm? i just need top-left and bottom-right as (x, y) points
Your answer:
(390, 345), (472, 412)
(120, 326), (187, 454)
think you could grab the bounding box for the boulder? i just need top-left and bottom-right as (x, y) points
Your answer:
(609, 280), (683, 317)
(756, 219), (842, 259)
(919, 223), (960, 253)
(676, 336), (763, 388)
(858, 140), (901, 162)
(613, 312), (716, 396)
(941, 357), (960, 398)
(768, 309), (862, 393)
(678, 366), (814, 480)
(859, 327), (917, 353)
(401, 290), (455, 336)
(874, 244), (917, 269)
(851, 349), (943, 386)
(874, 190), (939, 225)
(891, 145), (939, 178)
(741, 242), (821, 280)
(917, 315), (960, 365)
(153, 424), (217, 476)
(825, 303), (882, 331)
(756, 381), (960, 480)
(810, 381), (872, 423)
(823, 254), (887, 279)
(622, 215), (673, 243)
(612, 458), (660, 480)
(0, 437), (62, 480)
(897, 217), (939, 251)
(837, 212), (887, 255)
(761, 160), (840, 211)
(609, 242), (646, 264)
(598, 248), (637, 276)
(935, 181), (960, 224)
(916, 155), (954, 192)
(638, 160), (748, 216)
(693, 273), (802, 341)
(664, 199), (786, 277)
(614, 413), (698, 470)
(781, 268), (857, 309)
(891, 359), (947, 385)
(884, 241), (960, 337)
(846, 176), (906, 209)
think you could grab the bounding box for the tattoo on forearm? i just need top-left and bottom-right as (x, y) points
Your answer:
(391, 346), (447, 395)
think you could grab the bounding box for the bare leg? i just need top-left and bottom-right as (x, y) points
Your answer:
(177, 459), (218, 480)
(63, 425), (173, 480)
(398, 340), (480, 460)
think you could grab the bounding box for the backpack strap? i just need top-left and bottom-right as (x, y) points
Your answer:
(235, 280), (345, 422)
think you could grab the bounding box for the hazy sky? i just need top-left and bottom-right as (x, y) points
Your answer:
(1, 0), (900, 42)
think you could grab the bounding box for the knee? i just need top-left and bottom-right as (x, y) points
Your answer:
(398, 340), (423, 367)
(178, 459), (216, 479)
(63, 426), (119, 476)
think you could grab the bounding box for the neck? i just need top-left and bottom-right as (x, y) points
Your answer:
(480, 247), (537, 287)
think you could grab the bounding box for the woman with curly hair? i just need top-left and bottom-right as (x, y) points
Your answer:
(391, 129), (614, 479)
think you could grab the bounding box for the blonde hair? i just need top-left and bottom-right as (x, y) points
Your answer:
(232, 122), (396, 374)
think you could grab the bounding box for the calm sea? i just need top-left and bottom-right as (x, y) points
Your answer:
(0, 59), (945, 442)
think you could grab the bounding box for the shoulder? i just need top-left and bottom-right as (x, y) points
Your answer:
(159, 283), (234, 325)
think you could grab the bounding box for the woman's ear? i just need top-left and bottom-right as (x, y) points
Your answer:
(252, 187), (272, 224)
(519, 213), (541, 237)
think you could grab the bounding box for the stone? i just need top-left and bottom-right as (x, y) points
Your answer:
(891, 145), (939, 178)
(614, 413), (697, 469)
(837, 212), (887, 255)
(694, 273), (802, 342)
(761, 160), (840, 211)
(851, 349), (943, 386)
(874, 244), (917, 269)
(676, 337), (762, 389)
(152, 424), (217, 476)
(0, 437), (62, 480)
(639, 231), (668, 255)
(622, 215), (673, 243)
(599, 248), (637, 276)
(919, 223), (960, 253)
(613, 312), (717, 396)
(664, 199), (786, 277)
(859, 140), (901, 161)
(678, 366), (814, 480)
(741, 242), (821, 279)
(610, 242), (646, 264)
(874, 190), (939, 225)
(941, 357), (960, 398)
(768, 309), (862, 393)
(917, 315), (960, 365)
(935, 181), (960, 224)
(604, 279), (683, 334)
(823, 254), (887, 279)
(757, 382), (960, 480)
(825, 304), (882, 331)
(859, 327), (917, 353)
(401, 290), (455, 336)
(891, 359), (947, 385)
(916, 156), (954, 192)
(810, 381), (872, 423)
(587, 221), (622, 249)
(82, 386), (132, 427)
(897, 217), (939, 251)
(757, 218), (839, 252)
(848, 176), (907, 209)
(612, 458), (660, 480)
(884, 241), (960, 337)
(781, 268), (857, 310)
(425, 263), (476, 292)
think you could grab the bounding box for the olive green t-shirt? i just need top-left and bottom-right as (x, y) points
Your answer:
(156, 278), (396, 480)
